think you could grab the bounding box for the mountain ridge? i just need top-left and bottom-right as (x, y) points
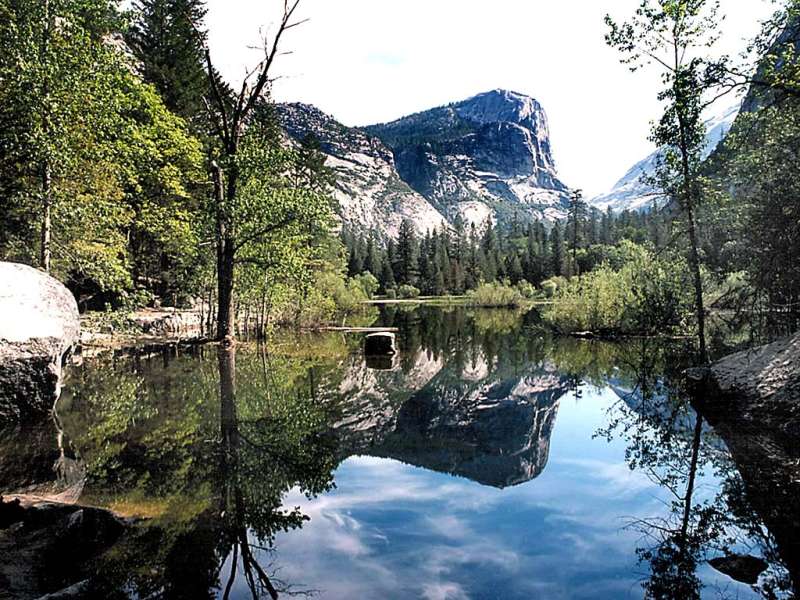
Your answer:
(279, 89), (572, 237)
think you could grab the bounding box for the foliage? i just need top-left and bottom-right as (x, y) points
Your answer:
(0, 0), (205, 305)
(467, 281), (524, 308)
(397, 284), (421, 299)
(722, 103), (800, 332)
(544, 242), (694, 335)
(343, 209), (672, 298)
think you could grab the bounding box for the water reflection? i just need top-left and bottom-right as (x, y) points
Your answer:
(0, 306), (796, 598)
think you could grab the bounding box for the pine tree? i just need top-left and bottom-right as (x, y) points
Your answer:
(365, 235), (381, 276)
(394, 219), (419, 286)
(567, 189), (587, 277)
(128, 0), (209, 123)
(551, 221), (565, 277)
(380, 254), (396, 292)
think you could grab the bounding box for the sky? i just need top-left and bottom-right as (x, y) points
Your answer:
(204, 0), (777, 197)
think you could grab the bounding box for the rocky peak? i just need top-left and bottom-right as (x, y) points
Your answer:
(365, 90), (570, 226)
(453, 89), (547, 133)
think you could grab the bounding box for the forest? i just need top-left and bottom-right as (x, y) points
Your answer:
(0, 0), (798, 351)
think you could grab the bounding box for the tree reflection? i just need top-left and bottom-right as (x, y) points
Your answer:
(216, 345), (336, 599)
(591, 339), (796, 599)
(52, 344), (338, 598)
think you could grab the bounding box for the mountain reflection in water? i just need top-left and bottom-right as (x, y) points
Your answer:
(0, 306), (796, 599)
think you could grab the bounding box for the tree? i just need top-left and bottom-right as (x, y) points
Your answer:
(394, 219), (419, 286)
(725, 104), (800, 332)
(198, 0), (313, 340)
(567, 188), (587, 277)
(128, 0), (209, 124)
(550, 221), (565, 277)
(0, 0), (116, 273)
(606, 0), (726, 363)
(0, 0), (205, 303)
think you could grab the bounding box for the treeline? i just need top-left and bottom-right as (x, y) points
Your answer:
(543, 0), (800, 348)
(0, 0), (371, 337)
(343, 208), (669, 297)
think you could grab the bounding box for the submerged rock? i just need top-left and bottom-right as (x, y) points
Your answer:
(0, 263), (80, 422)
(0, 497), (126, 599)
(364, 332), (397, 356)
(709, 554), (769, 585)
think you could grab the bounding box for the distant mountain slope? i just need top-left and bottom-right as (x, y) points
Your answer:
(590, 103), (740, 213)
(278, 103), (447, 238)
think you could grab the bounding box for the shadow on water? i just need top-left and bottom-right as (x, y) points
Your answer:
(0, 305), (797, 598)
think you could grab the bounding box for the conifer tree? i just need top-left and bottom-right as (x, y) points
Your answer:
(128, 0), (209, 123)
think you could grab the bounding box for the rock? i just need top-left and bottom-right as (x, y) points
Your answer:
(705, 331), (800, 408)
(693, 332), (800, 590)
(0, 263), (80, 422)
(128, 309), (202, 338)
(278, 103), (448, 238)
(34, 580), (90, 600)
(709, 554), (769, 585)
(0, 499), (126, 599)
(364, 332), (396, 356)
(0, 497), (25, 528)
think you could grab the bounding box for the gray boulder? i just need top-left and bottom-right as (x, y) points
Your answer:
(699, 331), (800, 420)
(0, 263), (80, 422)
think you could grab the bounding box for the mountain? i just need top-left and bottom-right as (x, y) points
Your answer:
(329, 347), (568, 489)
(278, 103), (448, 238)
(366, 89), (571, 226)
(590, 103), (740, 213)
(279, 90), (571, 237)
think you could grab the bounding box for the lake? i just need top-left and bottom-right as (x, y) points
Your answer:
(0, 306), (795, 599)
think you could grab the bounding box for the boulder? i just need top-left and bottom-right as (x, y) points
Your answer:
(0, 263), (80, 422)
(364, 332), (396, 356)
(709, 554), (768, 585)
(705, 331), (800, 407)
(128, 309), (202, 338)
(690, 332), (800, 588)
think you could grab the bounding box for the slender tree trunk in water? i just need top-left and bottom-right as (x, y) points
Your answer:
(676, 105), (708, 365)
(213, 162), (235, 340)
(680, 415), (704, 544)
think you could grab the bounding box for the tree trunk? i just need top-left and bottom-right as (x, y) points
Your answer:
(675, 99), (708, 365)
(40, 162), (52, 273)
(685, 202), (708, 363)
(217, 241), (235, 340)
(39, 0), (52, 273)
(212, 161), (235, 340)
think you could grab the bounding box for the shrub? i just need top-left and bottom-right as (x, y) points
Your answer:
(469, 281), (524, 307)
(540, 276), (566, 298)
(515, 281), (537, 299)
(543, 241), (693, 335)
(353, 272), (380, 299)
(385, 288), (397, 300)
(398, 284), (421, 299)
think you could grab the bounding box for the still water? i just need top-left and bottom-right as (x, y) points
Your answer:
(0, 306), (796, 599)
